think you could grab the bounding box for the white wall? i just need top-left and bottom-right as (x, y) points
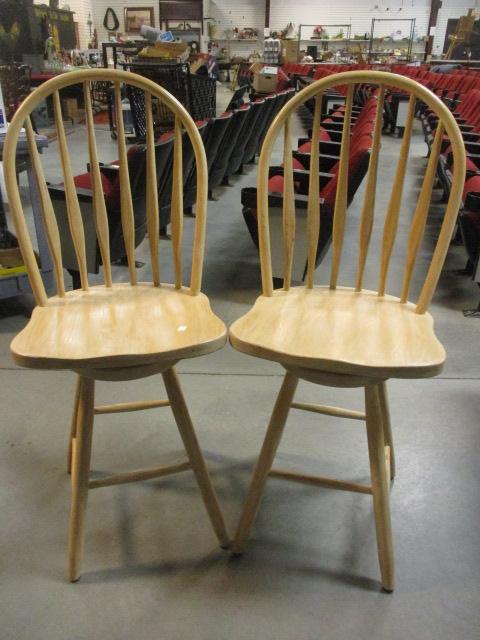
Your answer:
(91, 0), (160, 45)
(85, 0), (480, 58)
(270, 0), (430, 39)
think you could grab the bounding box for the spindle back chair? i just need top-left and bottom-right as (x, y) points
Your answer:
(4, 69), (229, 581)
(229, 71), (466, 592)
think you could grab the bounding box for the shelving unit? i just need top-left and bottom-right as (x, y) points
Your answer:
(208, 37), (261, 62)
(297, 24), (352, 61)
(368, 18), (418, 62)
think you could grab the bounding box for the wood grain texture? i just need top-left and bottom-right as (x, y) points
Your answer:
(232, 371), (298, 554)
(114, 83), (137, 286)
(250, 70), (465, 310)
(145, 91), (161, 286)
(306, 94), (322, 288)
(330, 84), (354, 290)
(162, 368), (230, 547)
(88, 460), (191, 488)
(83, 81), (112, 287)
(365, 384), (394, 591)
(68, 376), (95, 581)
(53, 90), (89, 291)
(171, 116), (184, 289)
(282, 116), (296, 289)
(229, 286), (445, 379)
(94, 399), (170, 414)
(11, 284), (227, 370)
(269, 468), (372, 494)
(401, 123), (444, 303)
(291, 401), (366, 420)
(355, 86), (385, 292)
(378, 93), (416, 297)
(25, 117), (65, 297)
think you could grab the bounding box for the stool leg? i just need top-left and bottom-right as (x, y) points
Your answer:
(67, 375), (82, 475)
(378, 381), (395, 480)
(68, 376), (95, 582)
(365, 384), (394, 592)
(232, 371), (299, 555)
(162, 368), (230, 548)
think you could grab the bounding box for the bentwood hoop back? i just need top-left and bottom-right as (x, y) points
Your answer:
(229, 71), (465, 591)
(4, 69), (229, 581)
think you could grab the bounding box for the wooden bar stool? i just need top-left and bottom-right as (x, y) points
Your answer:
(229, 71), (466, 592)
(4, 69), (230, 581)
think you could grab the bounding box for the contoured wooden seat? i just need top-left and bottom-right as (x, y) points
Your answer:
(229, 71), (466, 592)
(4, 69), (229, 581)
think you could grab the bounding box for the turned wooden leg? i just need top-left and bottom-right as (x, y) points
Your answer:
(377, 381), (395, 480)
(162, 368), (230, 548)
(67, 375), (82, 475)
(365, 384), (395, 592)
(68, 376), (95, 582)
(232, 371), (299, 555)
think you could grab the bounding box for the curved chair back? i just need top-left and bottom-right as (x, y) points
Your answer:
(256, 70), (466, 313)
(3, 69), (208, 306)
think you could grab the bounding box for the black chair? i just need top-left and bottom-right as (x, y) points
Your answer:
(48, 134), (174, 282)
(226, 98), (265, 177)
(241, 94), (277, 165)
(208, 105), (251, 198)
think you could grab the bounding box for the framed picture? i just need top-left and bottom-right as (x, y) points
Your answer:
(124, 7), (155, 33)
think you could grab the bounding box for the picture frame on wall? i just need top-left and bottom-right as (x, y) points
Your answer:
(124, 7), (155, 33)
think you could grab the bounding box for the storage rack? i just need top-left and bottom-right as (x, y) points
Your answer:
(368, 18), (416, 62)
(297, 24), (352, 61)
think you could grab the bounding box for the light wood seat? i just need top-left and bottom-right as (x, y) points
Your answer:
(3, 69), (230, 582)
(229, 70), (466, 593)
(11, 283), (226, 370)
(230, 286), (444, 379)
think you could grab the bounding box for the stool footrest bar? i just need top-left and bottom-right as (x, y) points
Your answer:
(88, 460), (191, 489)
(269, 468), (372, 494)
(94, 399), (171, 414)
(291, 401), (366, 421)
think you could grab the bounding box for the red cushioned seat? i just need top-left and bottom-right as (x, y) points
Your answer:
(466, 157), (480, 171)
(73, 172), (116, 198)
(268, 175), (285, 194)
(463, 175), (480, 201)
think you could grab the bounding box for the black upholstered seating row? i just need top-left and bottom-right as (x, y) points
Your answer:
(419, 76), (480, 314)
(50, 87), (295, 279)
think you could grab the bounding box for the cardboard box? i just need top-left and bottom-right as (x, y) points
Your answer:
(281, 39), (299, 63)
(250, 64), (278, 93)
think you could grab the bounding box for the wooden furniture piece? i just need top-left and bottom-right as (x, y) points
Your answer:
(3, 68), (230, 581)
(445, 10), (477, 60)
(229, 70), (466, 592)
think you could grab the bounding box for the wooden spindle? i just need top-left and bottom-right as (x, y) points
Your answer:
(282, 116), (295, 290)
(378, 93), (415, 297)
(171, 115), (184, 289)
(53, 91), (89, 291)
(400, 123), (444, 303)
(25, 117), (65, 297)
(329, 84), (354, 290)
(189, 125), (208, 296)
(83, 81), (112, 287)
(145, 92), (160, 286)
(355, 86), (385, 292)
(306, 94), (322, 289)
(114, 82), (136, 285)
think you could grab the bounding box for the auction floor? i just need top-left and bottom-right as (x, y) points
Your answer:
(1, 94), (479, 639)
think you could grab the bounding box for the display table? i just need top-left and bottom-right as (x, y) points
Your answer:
(0, 132), (53, 298)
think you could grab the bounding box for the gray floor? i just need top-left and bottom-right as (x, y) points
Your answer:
(1, 94), (479, 639)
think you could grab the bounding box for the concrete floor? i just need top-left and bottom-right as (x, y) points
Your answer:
(1, 92), (479, 639)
